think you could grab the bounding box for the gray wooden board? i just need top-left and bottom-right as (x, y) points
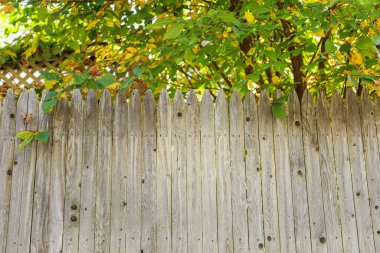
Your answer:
(360, 91), (380, 251)
(258, 91), (280, 252)
(287, 90), (312, 253)
(171, 90), (187, 253)
(6, 90), (29, 252)
(316, 93), (343, 252)
(79, 90), (98, 252)
(215, 91), (233, 253)
(110, 94), (127, 253)
(272, 90), (296, 253)
(0, 89), (16, 253)
(301, 90), (327, 253)
(346, 89), (376, 253)
(229, 91), (249, 252)
(63, 90), (83, 253)
(30, 91), (53, 253)
(330, 91), (359, 253)
(48, 98), (69, 252)
(200, 90), (218, 252)
(95, 90), (112, 253)
(244, 93), (265, 251)
(141, 90), (157, 253)
(185, 90), (202, 253)
(156, 90), (172, 253)
(126, 90), (142, 253)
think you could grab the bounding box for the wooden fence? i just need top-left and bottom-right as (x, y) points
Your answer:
(0, 88), (379, 253)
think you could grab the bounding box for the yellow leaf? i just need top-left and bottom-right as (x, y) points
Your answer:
(86, 19), (101, 30)
(114, 19), (121, 29)
(192, 46), (200, 54)
(45, 80), (57, 90)
(376, 19), (380, 31)
(0, 2), (15, 13)
(223, 31), (229, 38)
(24, 45), (38, 59)
(245, 11), (254, 24)
(294, 38), (301, 43)
(349, 48), (363, 65)
(231, 41), (239, 48)
(314, 30), (325, 37)
(272, 76), (280, 84)
(368, 28), (376, 37)
(126, 47), (138, 53)
(4, 49), (17, 58)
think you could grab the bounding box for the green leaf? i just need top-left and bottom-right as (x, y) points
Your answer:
(18, 135), (34, 149)
(119, 76), (137, 93)
(95, 73), (115, 88)
(164, 23), (184, 40)
(16, 131), (34, 140)
(272, 101), (286, 120)
(325, 40), (334, 54)
(44, 90), (58, 101)
(73, 73), (87, 85)
(42, 98), (58, 114)
(40, 70), (60, 81)
(356, 37), (373, 51)
(34, 131), (49, 143)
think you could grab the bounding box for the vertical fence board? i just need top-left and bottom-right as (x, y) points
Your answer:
(141, 90), (157, 253)
(200, 90), (218, 252)
(6, 90), (29, 252)
(330, 91), (359, 252)
(79, 90), (98, 252)
(95, 90), (112, 253)
(346, 89), (376, 253)
(215, 91), (233, 253)
(376, 97), (380, 149)
(110, 94), (127, 253)
(316, 93), (343, 252)
(272, 90), (296, 253)
(258, 91), (280, 252)
(126, 90), (142, 253)
(30, 91), (52, 253)
(301, 90), (327, 253)
(156, 90), (171, 253)
(186, 90), (202, 253)
(0, 89), (16, 253)
(48, 98), (69, 252)
(361, 91), (380, 251)
(244, 93), (265, 251)
(171, 90), (187, 253)
(287, 90), (312, 253)
(63, 90), (83, 253)
(230, 91), (249, 252)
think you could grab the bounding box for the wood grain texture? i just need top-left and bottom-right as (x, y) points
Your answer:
(258, 91), (280, 252)
(346, 89), (376, 253)
(0, 89), (16, 253)
(48, 97), (69, 253)
(185, 90), (202, 253)
(141, 90), (157, 253)
(301, 90), (327, 253)
(110, 94), (127, 253)
(315, 92), (343, 253)
(95, 90), (112, 253)
(63, 90), (83, 253)
(30, 91), (53, 253)
(156, 90), (172, 253)
(171, 90), (187, 253)
(229, 91), (249, 252)
(244, 93), (265, 252)
(79, 90), (98, 252)
(330, 91), (359, 253)
(272, 90), (296, 253)
(200, 90), (218, 253)
(215, 91), (233, 253)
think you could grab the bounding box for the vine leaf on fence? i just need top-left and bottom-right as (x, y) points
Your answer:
(16, 130), (49, 149)
(271, 94), (288, 120)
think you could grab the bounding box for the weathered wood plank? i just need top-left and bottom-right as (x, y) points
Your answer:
(244, 93), (265, 251)
(330, 91), (359, 253)
(287, 90), (311, 253)
(48, 97), (69, 253)
(95, 90), (112, 253)
(215, 91), (233, 253)
(346, 89), (375, 253)
(230, 91), (249, 252)
(360, 90), (380, 251)
(171, 90), (187, 253)
(301, 90), (327, 253)
(110, 94), (127, 253)
(200, 90), (218, 253)
(141, 90), (157, 253)
(156, 90), (171, 253)
(186, 90), (202, 253)
(126, 90), (142, 253)
(272, 90), (296, 253)
(79, 90), (98, 252)
(315, 92), (343, 252)
(30, 91), (53, 253)
(6, 90), (29, 252)
(0, 89), (16, 253)
(63, 90), (83, 253)
(258, 91), (280, 252)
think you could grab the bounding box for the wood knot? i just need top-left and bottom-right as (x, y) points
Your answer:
(295, 120), (300, 126)
(319, 237), (326, 243)
(246, 117), (250, 122)
(10, 113), (15, 118)
(71, 204), (78, 210)
(258, 243), (264, 249)
(70, 215), (77, 222)
(7, 169), (12, 176)
(177, 112), (182, 117)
